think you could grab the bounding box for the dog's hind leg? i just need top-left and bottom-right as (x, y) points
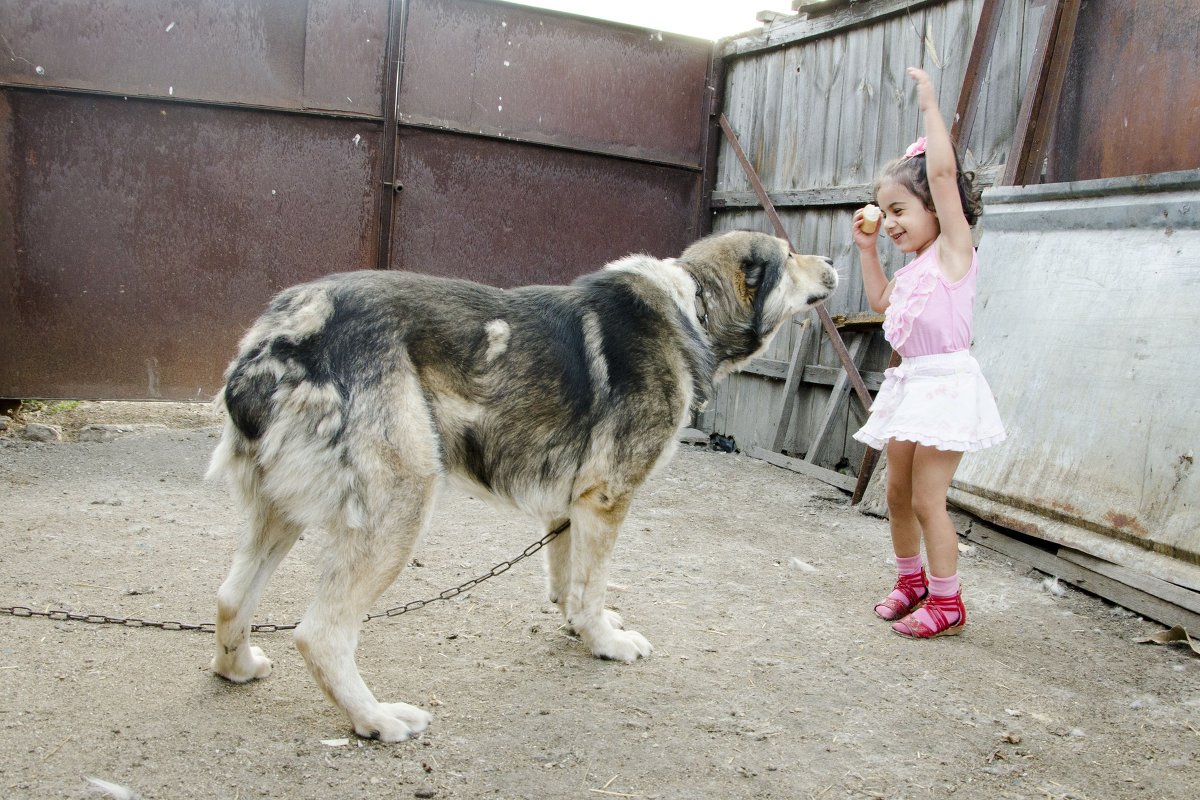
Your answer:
(212, 498), (303, 683)
(293, 475), (438, 743)
(565, 483), (652, 663)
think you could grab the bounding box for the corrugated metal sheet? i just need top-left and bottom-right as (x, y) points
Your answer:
(0, 0), (310, 110)
(0, 90), (381, 400)
(0, 0), (715, 400)
(950, 172), (1200, 590)
(302, 0), (390, 116)
(398, 0), (713, 167)
(390, 127), (703, 286)
(0, 0), (387, 116)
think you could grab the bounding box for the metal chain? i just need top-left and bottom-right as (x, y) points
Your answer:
(0, 521), (568, 635)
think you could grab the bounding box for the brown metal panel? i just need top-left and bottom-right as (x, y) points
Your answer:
(302, 0), (390, 115)
(1048, 0), (1200, 182)
(399, 0), (714, 167)
(0, 90), (381, 400)
(0, 0), (307, 110)
(389, 127), (702, 287)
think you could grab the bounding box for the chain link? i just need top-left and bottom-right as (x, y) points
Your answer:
(0, 521), (568, 634)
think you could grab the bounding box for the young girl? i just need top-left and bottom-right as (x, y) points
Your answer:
(851, 67), (1005, 639)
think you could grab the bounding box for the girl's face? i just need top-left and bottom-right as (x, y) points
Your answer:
(876, 180), (939, 255)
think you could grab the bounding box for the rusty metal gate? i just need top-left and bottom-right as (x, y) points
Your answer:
(0, 0), (716, 400)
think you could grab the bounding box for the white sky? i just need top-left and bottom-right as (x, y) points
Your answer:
(503, 1), (800, 41)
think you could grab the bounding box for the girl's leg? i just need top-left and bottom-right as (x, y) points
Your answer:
(874, 439), (928, 620)
(892, 445), (966, 637)
(884, 439), (921, 557)
(909, 445), (964, 578)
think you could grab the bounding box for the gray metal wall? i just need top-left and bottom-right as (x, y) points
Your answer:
(699, 0), (1046, 469)
(0, 0), (715, 400)
(950, 172), (1200, 589)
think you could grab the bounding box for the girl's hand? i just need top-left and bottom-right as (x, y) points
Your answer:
(852, 207), (879, 253)
(907, 67), (938, 112)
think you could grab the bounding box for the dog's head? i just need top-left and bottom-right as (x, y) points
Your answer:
(678, 230), (838, 376)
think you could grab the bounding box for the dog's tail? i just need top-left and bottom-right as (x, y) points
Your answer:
(206, 387), (261, 510)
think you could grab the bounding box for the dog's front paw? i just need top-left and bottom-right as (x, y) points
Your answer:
(211, 645), (273, 683)
(563, 608), (624, 635)
(352, 702), (433, 743)
(588, 628), (652, 663)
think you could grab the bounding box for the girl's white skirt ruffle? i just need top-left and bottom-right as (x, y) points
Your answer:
(853, 350), (1006, 452)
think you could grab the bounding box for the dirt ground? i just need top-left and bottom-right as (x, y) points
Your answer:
(1, 402), (1197, 800)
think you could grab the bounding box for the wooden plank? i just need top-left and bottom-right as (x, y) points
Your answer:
(805, 364), (884, 390)
(836, 5), (885, 189)
(748, 446), (857, 492)
(953, 0), (1007, 144)
(742, 358), (789, 381)
(805, 332), (869, 465)
(1001, 0), (1065, 185)
(1057, 549), (1200, 617)
(829, 311), (885, 329)
(711, 183), (872, 208)
(726, 0), (949, 58)
(1020, 0), (1080, 184)
(769, 317), (819, 452)
(962, 524), (1200, 634)
(711, 165), (1003, 209)
(743, 357), (887, 389)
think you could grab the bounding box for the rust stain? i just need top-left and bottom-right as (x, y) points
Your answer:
(1045, 499), (1081, 517)
(1103, 510), (1149, 538)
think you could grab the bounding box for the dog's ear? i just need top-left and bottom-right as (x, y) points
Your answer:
(736, 238), (785, 306)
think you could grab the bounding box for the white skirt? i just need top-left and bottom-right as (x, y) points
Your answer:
(853, 350), (1006, 452)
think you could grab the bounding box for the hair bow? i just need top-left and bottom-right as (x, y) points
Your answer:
(904, 137), (927, 159)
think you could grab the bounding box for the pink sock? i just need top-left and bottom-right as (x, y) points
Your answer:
(927, 573), (959, 598)
(875, 555), (926, 620)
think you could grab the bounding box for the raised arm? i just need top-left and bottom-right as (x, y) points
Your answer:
(908, 67), (973, 281)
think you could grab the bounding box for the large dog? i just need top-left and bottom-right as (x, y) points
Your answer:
(208, 230), (837, 741)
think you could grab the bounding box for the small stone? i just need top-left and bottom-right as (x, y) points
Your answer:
(22, 422), (63, 442)
(1001, 732), (1022, 744)
(414, 787), (437, 798)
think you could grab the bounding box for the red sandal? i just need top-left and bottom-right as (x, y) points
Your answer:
(891, 591), (966, 638)
(873, 568), (928, 621)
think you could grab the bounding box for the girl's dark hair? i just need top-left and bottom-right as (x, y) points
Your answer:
(874, 147), (983, 226)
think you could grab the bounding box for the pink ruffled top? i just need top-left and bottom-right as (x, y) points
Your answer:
(882, 245), (978, 358)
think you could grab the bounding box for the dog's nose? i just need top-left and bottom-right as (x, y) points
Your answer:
(822, 260), (838, 289)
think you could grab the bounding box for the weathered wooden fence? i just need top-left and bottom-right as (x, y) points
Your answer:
(700, 0), (1046, 475)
